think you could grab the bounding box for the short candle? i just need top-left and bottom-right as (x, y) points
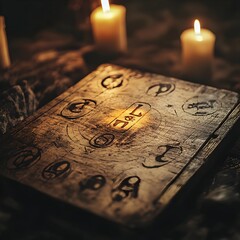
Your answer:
(91, 0), (127, 54)
(180, 19), (216, 82)
(0, 16), (11, 69)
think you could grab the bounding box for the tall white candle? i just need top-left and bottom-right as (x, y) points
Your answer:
(181, 19), (216, 81)
(90, 0), (127, 54)
(0, 16), (11, 69)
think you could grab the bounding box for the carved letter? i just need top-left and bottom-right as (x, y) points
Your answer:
(113, 119), (129, 128)
(129, 104), (143, 117)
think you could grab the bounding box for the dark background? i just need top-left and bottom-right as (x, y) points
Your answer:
(1, 0), (239, 37)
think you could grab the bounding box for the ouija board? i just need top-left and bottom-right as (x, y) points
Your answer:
(0, 64), (240, 227)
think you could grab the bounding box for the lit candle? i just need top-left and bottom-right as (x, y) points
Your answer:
(90, 0), (127, 54)
(180, 19), (216, 81)
(0, 16), (11, 69)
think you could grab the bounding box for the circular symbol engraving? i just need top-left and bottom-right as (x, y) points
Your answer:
(89, 133), (115, 148)
(61, 99), (96, 119)
(142, 143), (182, 169)
(112, 176), (141, 202)
(182, 96), (220, 116)
(42, 160), (71, 180)
(7, 146), (41, 170)
(79, 175), (106, 192)
(101, 74), (124, 89)
(147, 83), (175, 97)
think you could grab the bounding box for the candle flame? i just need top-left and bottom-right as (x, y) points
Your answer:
(101, 0), (110, 13)
(194, 19), (201, 35)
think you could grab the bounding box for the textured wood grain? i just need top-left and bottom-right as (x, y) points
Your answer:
(0, 64), (239, 227)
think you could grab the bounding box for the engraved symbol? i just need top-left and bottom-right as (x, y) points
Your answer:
(109, 102), (151, 133)
(113, 119), (129, 129)
(143, 143), (182, 168)
(7, 146), (41, 170)
(129, 104), (143, 117)
(112, 104), (143, 128)
(147, 83), (175, 97)
(79, 175), (106, 192)
(125, 116), (135, 122)
(61, 99), (96, 119)
(101, 74), (124, 89)
(183, 96), (220, 116)
(89, 133), (115, 148)
(42, 160), (71, 180)
(112, 176), (141, 202)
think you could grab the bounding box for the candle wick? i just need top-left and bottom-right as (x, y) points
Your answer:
(195, 32), (203, 41)
(103, 9), (111, 14)
(197, 36), (203, 41)
(194, 19), (202, 40)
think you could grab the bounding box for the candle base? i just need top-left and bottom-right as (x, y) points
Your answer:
(0, 16), (11, 69)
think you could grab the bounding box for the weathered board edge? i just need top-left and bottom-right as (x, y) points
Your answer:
(131, 103), (240, 227)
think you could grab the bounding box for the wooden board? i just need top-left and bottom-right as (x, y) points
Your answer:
(0, 64), (239, 227)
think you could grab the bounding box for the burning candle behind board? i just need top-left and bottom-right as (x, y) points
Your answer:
(181, 19), (216, 82)
(0, 16), (11, 69)
(90, 0), (127, 54)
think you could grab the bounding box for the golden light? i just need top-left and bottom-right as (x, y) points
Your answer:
(101, 0), (111, 13)
(194, 19), (201, 35)
(194, 19), (203, 41)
